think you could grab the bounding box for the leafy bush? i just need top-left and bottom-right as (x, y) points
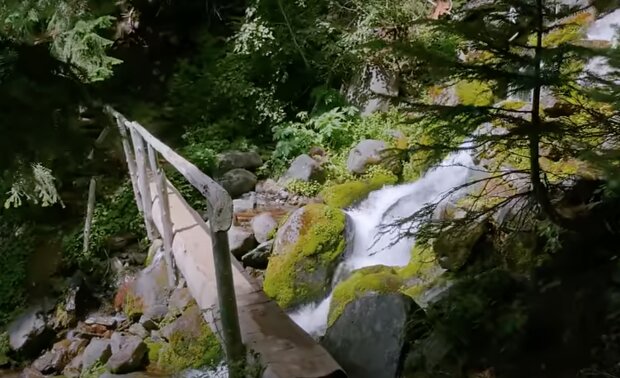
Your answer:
(285, 180), (323, 197)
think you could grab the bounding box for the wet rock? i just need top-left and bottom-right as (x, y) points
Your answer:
(8, 304), (54, 357)
(19, 368), (44, 378)
(228, 226), (257, 260)
(127, 324), (149, 340)
(232, 192), (257, 214)
(106, 335), (147, 374)
(168, 287), (193, 315)
(219, 168), (258, 199)
(347, 139), (388, 175)
(241, 241), (274, 270)
(322, 293), (422, 378)
(81, 338), (112, 373)
(280, 154), (325, 184)
(251, 213), (277, 244)
(217, 151), (263, 173)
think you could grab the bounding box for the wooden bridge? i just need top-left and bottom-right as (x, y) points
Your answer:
(106, 108), (346, 378)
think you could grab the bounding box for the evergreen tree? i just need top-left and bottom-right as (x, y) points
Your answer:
(383, 0), (620, 234)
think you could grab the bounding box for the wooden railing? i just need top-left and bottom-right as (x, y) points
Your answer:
(105, 107), (245, 375)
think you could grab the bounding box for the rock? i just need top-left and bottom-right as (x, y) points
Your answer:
(168, 287), (194, 315)
(128, 324), (149, 340)
(62, 355), (83, 378)
(279, 154), (325, 184)
(106, 335), (147, 374)
(106, 233), (138, 252)
(344, 65), (399, 115)
(84, 316), (117, 328)
(7, 304), (54, 357)
(322, 293), (422, 378)
(368, 65), (399, 97)
(346, 139), (388, 175)
(81, 338), (112, 373)
(19, 368), (44, 378)
(217, 151), (263, 173)
(256, 179), (283, 194)
(251, 213), (278, 244)
(263, 204), (347, 309)
(241, 241), (274, 270)
(431, 85), (459, 106)
(31, 339), (75, 374)
(219, 168), (257, 199)
(138, 316), (158, 332)
(228, 226), (258, 260)
(433, 221), (489, 271)
(320, 173), (397, 209)
(100, 373), (151, 378)
(232, 192), (257, 214)
(121, 258), (171, 321)
(161, 305), (204, 341)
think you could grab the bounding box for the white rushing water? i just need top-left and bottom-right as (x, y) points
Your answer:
(289, 147), (475, 336)
(585, 8), (620, 77)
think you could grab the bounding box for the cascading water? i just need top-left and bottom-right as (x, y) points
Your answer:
(289, 147), (476, 337)
(584, 8), (620, 77)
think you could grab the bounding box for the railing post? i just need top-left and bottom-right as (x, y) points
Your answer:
(147, 144), (177, 287)
(211, 229), (245, 377)
(112, 114), (143, 213)
(128, 125), (157, 241)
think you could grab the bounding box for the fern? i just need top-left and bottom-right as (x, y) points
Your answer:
(4, 163), (62, 209)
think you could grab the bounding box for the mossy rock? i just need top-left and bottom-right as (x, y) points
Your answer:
(501, 231), (548, 274)
(398, 242), (441, 282)
(328, 265), (403, 327)
(433, 221), (489, 272)
(320, 171), (397, 209)
(455, 80), (494, 106)
(263, 204), (347, 309)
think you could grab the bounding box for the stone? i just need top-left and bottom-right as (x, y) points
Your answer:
(344, 65), (399, 115)
(232, 192), (257, 213)
(322, 293), (422, 378)
(31, 339), (75, 374)
(263, 204), (347, 309)
(368, 65), (399, 98)
(62, 355), (83, 378)
(7, 304), (54, 357)
(84, 316), (117, 328)
(106, 233), (138, 252)
(256, 179), (283, 194)
(100, 373), (151, 378)
(168, 287), (194, 314)
(19, 368), (44, 378)
(251, 213), (278, 244)
(128, 324), (149, 340)
(279, 154), (325, 184)
(161, 305), (203, 341)
(346, 139), (388, 175)
(81, 338), (112, 373)
(122, 258), (171, 321)
(138, 316), (158, 332)
(433, 221), (489, 271)
(241, 241), (274, 270)
(217, 150), (263, 173)
(228, 226), (257, 260)
(219, 168), (258, 199)
(106, 335), (147, 374)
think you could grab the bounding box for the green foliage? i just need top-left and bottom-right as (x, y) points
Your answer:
(320, 167), (398, 208)
(285, 180), (323, 197)
(80, 361), (106, 378)
(0, 332), (9, 366)
(455, 80), (495, 106)
(4, 163), (62, 209)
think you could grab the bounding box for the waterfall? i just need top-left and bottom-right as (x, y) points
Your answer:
(289, 147), (475, 337)
(584, 9), (620, 77)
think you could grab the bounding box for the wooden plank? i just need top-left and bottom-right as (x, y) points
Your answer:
(129, 127), (157, 241)
(149, 180), (346, 378)
(126, 120), (233, 233)
(147, 144), (177, 287)
(109, 111), (143, 213)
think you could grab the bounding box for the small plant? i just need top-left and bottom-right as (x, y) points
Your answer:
(285, 180), (322, 197)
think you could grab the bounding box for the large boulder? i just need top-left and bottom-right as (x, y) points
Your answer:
(251, 213), (278, 244)
(219, 168), (257, 199)
(432, 221), (489, 271)
(7, 303), (54, 357)
(119, 259), (171, 321)
(81, 338), (112, 373)
(346, 140), (388, 175)
(106, 335), (147, 374)
(31, 339), (78, 374)
(228, 226), (257, 260)
(322, 292), (422, 378)
(344, 65), (399, 115)
(279, 154), (325, 184)
(242, 240), (274, 270)
(217, 151), (263, 173)
(263, 204), (347, 309)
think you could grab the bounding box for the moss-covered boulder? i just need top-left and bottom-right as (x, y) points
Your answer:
(328, 265), (403, 327)
(320, 170), (397, 209)
(263, 204), (347, 309)
(433, 221), (489, 272)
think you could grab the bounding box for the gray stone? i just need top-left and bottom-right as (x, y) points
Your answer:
(433, 221), (488, 271)
(431, 85), (459, 107)
(322, 293), (422, 378)
(368, 66), (399, 97)
(219, 168), (258, 198)
(346, 139), (388, 175)
(251, 213), (278, 244)
(100, 373), (152, 378)
(344, 65), (399, 115)
(62, 355), (83, 378)
(110, 332), (127, 355)
(256, 179), (283, 194)
(161, 305), (204, 342)
(128, 323), (149, 340)
(233, 192), (257, 213)
(84, 316), (117, 328)
(142, 305), (168, 323)
(31, 339), (77, 374)
(81, 338), (112, 373)
(7, 305), (53, 357)
(241, 241), (274, 270)
(168, 287), (194, 314)
(19, 368), (44, 378)
(280, 154), (324, 184)
(138, 316), (158, 332)
(217, 150), (263, 173)
(106, 335), (147, 374)
(228, 226), (257, 260)
(106, 233), (138, 252)
(127, 258), (172, 320)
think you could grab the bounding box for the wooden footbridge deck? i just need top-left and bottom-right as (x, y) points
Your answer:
(106, 108), (346, 378)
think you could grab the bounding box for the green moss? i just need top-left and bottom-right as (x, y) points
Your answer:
(455, 80), (494, 106)
(501, 100), (526, 111)
(328, 265), (403, 326)
(263, 204), (346, 309)
(397, 242), (439, 280)
(123, 292), (144, 320)
(145, 338), (164, 364)
(156, 316), (223, 372)
(80, 361), (106, 378)
(320, 170), (397, 208)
